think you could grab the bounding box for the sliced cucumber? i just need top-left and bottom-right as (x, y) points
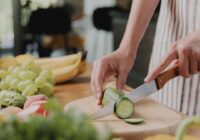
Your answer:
(114, 96), (134, 119)
(102, 87), (134, 119)
(124, 118), (144, 125)
(102, 87), (123, 106)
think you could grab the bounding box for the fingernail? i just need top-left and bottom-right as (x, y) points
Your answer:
(144, 77), (149, 82)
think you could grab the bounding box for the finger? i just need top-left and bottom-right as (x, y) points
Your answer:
(178, 50), (190, 77)
(94, 62), (105, 105)
(189, 57), (198, 74)
(91, 61), (98, 97)
(116, 68), (128, 90)
(91, 69), (97, 98)
(145, 49), (177, 82)
(166, 59), (179, 70)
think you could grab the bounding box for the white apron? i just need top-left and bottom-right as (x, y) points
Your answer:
(149, 0), (200, 116)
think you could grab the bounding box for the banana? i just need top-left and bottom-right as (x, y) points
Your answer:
(15, 53), (82, 71)
(38, 53), (82, 70)
(16, 54), (35, 64)
(77, 61), (87, 75)
(1, 53), (85, 83)
(52, 56), (81, 83)
(35, 52), (81, 67)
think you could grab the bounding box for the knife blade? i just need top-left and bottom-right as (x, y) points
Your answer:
(91, 67), (179, 120)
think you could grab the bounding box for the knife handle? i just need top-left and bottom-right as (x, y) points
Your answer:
(155, 67), (179, 89)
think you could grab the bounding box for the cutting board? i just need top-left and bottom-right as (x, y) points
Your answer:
(65, 96), (184, 140)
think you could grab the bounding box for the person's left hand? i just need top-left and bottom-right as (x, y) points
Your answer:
(145, 30), (200, 82)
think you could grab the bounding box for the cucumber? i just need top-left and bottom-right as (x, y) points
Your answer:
(102, 87), (123, 106)
(124, 118), (144, 125)
(176, 117), (200, 140)
(102, 87), (134, 119)
(114, 96), (134, 119)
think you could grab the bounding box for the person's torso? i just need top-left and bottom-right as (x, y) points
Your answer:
(149, 0), (200, 116)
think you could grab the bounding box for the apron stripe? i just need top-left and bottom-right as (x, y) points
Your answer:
(149, 0), (200, 115)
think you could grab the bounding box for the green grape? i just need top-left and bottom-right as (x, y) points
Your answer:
(39, 69), (52, 79)
(22, 84), (38, 96)
(0, 69), (8, 79)
(10, 79), (19, 90)
(0, 90), (8, 94)
(19, 71), (27, 80)
(23, 80), (34, 87)
(5, 75), (13, 85)
(17, 81), (26, 92)
(32, 65), (41, 76)
(11, 67), (20, 78)
(7, 66), (15, 73)
(47, 77), (55, 85)
(21, 60), (35, 71)
(0, 81), (9, 90)
(19, 71), (37, 80)
(39, 82), (54, 97)
(35, 76), (46, 88)
(26, 71), (37, 80)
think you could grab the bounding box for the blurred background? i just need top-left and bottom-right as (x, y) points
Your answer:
(0, 0), (160, 88)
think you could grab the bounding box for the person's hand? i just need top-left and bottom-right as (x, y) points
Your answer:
(145, 30), (200, 82)
(91, 49), (135, 105)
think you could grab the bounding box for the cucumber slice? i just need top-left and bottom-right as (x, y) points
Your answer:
(102, 87), (134, 119)
(124, 118), (144, 125)
(102, 87), (123, 106)
(114, 97), (134, 119)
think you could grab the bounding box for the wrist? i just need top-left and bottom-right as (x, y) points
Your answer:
(117, 38), (138, 58)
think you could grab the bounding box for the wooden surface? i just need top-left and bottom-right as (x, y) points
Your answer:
(54, 63), (92, 106)
(65, 96), (183, 140)
(54, 63), (185, 140)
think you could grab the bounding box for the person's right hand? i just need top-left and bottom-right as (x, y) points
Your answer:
(91, 49), (135, 105)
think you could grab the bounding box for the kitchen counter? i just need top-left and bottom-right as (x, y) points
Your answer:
(53, 63), (200, 139)
(54, 63), (92, 107)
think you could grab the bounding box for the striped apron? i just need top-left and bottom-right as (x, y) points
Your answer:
(149, 0), (200, 116)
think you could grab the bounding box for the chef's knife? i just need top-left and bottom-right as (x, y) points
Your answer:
(91, 67), (179, 120)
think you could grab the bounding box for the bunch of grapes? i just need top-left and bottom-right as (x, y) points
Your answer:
(0, 60), (54, 98)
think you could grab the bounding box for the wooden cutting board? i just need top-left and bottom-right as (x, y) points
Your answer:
(65, 96), (184, 140)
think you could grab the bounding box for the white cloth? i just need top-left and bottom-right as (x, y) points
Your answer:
(149, 0), (200, 116)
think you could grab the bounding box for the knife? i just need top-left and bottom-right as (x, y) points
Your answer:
(91, 67), (179, 120)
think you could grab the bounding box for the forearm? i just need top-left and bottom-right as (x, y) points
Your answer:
(119, 0), (160, 54)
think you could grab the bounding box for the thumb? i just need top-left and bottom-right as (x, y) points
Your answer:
(145, 49), (177, 82)
(116, 69), (128, 90)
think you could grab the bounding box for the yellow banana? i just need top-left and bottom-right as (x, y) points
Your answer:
(77, 61), (87, 75)
(16, 54), (35, 64)
(36, 52), (81, 67)
(15, 53), (82, 69)
(39, 53), (81, 70)
(52, 56), (81, 83)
